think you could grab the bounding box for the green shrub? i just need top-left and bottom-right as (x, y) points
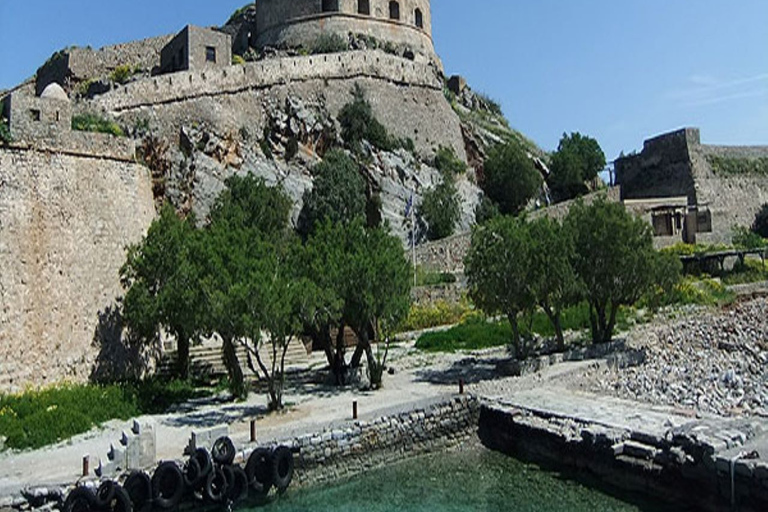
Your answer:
(338, 84), (397, 152)
(732, 226), (767, 250)
(476, 92), (504, 117)
(72, 114), (124, 137)
(232, 54), (246, 65)
(400, 299), (476, 332)
(311, 33), (348, 54)
(109, 65), (134, 85)
(0, 119), (11, 144)
(420, 178), (460, 241)
(415, 267), (457, 287)
(433, 146), (466, 177)
(754, 204), (768, 238)
(227, 4), (252, 25)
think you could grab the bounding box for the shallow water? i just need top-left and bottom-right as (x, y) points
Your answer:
(250, 446), (677, 512)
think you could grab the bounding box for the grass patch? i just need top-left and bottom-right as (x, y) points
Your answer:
(0, 378), (207, 451)
(721, 259), (768, 286)
(415, 267), (457, 287)
(72, 114), (124, 137)
(707, 155), (768, 177)
(415, 302), (634, 353)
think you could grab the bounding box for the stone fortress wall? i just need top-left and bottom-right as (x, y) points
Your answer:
(617, 128), (768, 245)
(35, 35), (174, 96)
(94, 50), (440, 112)
(0, 147), (155, 391)
(254, 0), (434, 57)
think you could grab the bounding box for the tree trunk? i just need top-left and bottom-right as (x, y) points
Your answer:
(507, 312), (524, 360)
(543, 304), (565, 352)
(333, 321), (348, 385)
(221, 335), (245, 398)
(604, 302), (618, 344)
(176, 333), (190, 381)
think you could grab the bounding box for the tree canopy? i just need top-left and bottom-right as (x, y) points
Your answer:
(298, 149), (367, 238)
(420, 178), (460, 241)
(482, 142), (542, 216)
(548, 132), (606, 203)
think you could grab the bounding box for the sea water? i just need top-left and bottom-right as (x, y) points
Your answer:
(251, 446), (679, 512)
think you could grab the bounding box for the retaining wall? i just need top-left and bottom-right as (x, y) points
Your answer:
(282, 395), (479, 487)
(94, 50), (441, 113)
(479, 403), (768, 512)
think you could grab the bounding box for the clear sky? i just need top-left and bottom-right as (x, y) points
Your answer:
(1, 1), (766, 160)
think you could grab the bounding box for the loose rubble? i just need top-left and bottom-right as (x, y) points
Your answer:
(590, 298), (768, 417)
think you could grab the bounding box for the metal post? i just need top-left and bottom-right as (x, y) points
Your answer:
(82, 455), (89, 477)
(250, 420), (257, 443)
(459, 379), (465, 395)
(353, 401), (358, 420)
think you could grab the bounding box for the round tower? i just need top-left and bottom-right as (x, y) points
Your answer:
(254, 0), (435, 58)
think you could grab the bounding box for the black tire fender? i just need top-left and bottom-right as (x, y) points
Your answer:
(227, 465), (249, 503)
(63, 487), (97, 512)
(95, 480), (116, 509)
(204, 466), (228, 504)
(104, 485), (133, 512)
(245, 447), (274, 496)
(151, 461), (184, 510)
(212, 436), (236, 466)
(123, 471), (151, 512)
(192, 447), (213, 479)
(271, 445), (294, 492)
(183, 456), (202, 489)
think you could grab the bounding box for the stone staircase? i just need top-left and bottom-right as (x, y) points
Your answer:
(158, 339), (311, 380)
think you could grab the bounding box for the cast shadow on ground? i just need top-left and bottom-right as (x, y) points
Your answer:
(414, 355), (512, 385)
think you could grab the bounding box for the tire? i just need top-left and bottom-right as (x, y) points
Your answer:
(102, 486), (133, 512)
(123, 471), (151, 512)
(271, 445), (294, 493)
(192, 448), (213, 479)
(63, 487), (97, 512)
(151, 461), (184, 510)
(245, 447), (273, 496)
(203, 466), (228, 504)
(227, 466), (249, 504)
(95, 480), (116, 508)
(212, 436), (236, 466)
(183, 457), (202, 489)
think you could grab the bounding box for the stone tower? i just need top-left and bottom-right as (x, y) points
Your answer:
(252, 0), (435, 58)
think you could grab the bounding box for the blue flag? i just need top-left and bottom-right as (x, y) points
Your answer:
(404, 193), (414, 218)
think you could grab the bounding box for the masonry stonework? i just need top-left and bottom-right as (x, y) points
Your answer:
(0, 148), (155, 391)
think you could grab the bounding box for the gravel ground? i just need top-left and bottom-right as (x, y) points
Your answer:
(584, 297), (768, 417)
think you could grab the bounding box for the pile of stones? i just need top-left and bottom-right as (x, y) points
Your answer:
(593, 298), (768, 417)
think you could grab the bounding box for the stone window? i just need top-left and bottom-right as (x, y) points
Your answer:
(389, 1), (400, 20)
(206, 46), (217, 63)
(322, 0), (339, 12)
(696, 209), (713, 233)
(358, 0), (370, 15)
(415, 8), (423, 28)
(30, 109), (41, 122)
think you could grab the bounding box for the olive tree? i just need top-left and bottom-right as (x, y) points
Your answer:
(526, 217), (579, 351)
(464, 216), (535, 358)
(121, 204), (203, 380)
(420, 178), (460, 241)
(565, 197), (660, 344)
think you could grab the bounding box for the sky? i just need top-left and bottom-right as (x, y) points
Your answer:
(1, 1), (766, 160)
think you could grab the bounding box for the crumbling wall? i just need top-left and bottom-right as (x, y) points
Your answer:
(0, 147), (155, 391)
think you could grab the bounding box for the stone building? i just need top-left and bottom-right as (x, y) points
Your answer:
(160, 25), (233, 75)
(4, 83), (72, 142)
(616, 128), (768, 246)
(251, 0), (435, 59)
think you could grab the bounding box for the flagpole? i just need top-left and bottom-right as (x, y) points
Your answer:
(412, 187), (416, 288)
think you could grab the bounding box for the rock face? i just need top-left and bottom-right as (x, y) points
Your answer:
(591, 298), (768, 417)
(0, 148), (155, 391)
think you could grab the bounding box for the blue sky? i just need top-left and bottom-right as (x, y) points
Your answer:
(1, 1), (766, 160)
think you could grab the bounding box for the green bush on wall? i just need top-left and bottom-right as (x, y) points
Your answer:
(72, 114), (124, 137)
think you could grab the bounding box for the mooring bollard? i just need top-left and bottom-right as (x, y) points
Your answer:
(250, 420), (257, 443)
(459, 379), (465, 395)
(352, 401), (358, 420)
(82, 455), (89, 477)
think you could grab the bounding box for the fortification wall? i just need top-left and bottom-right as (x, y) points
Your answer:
(0, 148), (155, 391)
(701, 144), (768, 160)
(36, 35), (174, 94)
(414, 232), (471, 274)
(255, 0), (433, 55)
(94, 50), (441, 112)
(615, 128), (699, 205)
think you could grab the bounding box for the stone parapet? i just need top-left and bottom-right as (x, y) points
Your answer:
(93, 51), (441, 113)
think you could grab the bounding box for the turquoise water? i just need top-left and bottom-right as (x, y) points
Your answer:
(251, 447), (678, 512)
